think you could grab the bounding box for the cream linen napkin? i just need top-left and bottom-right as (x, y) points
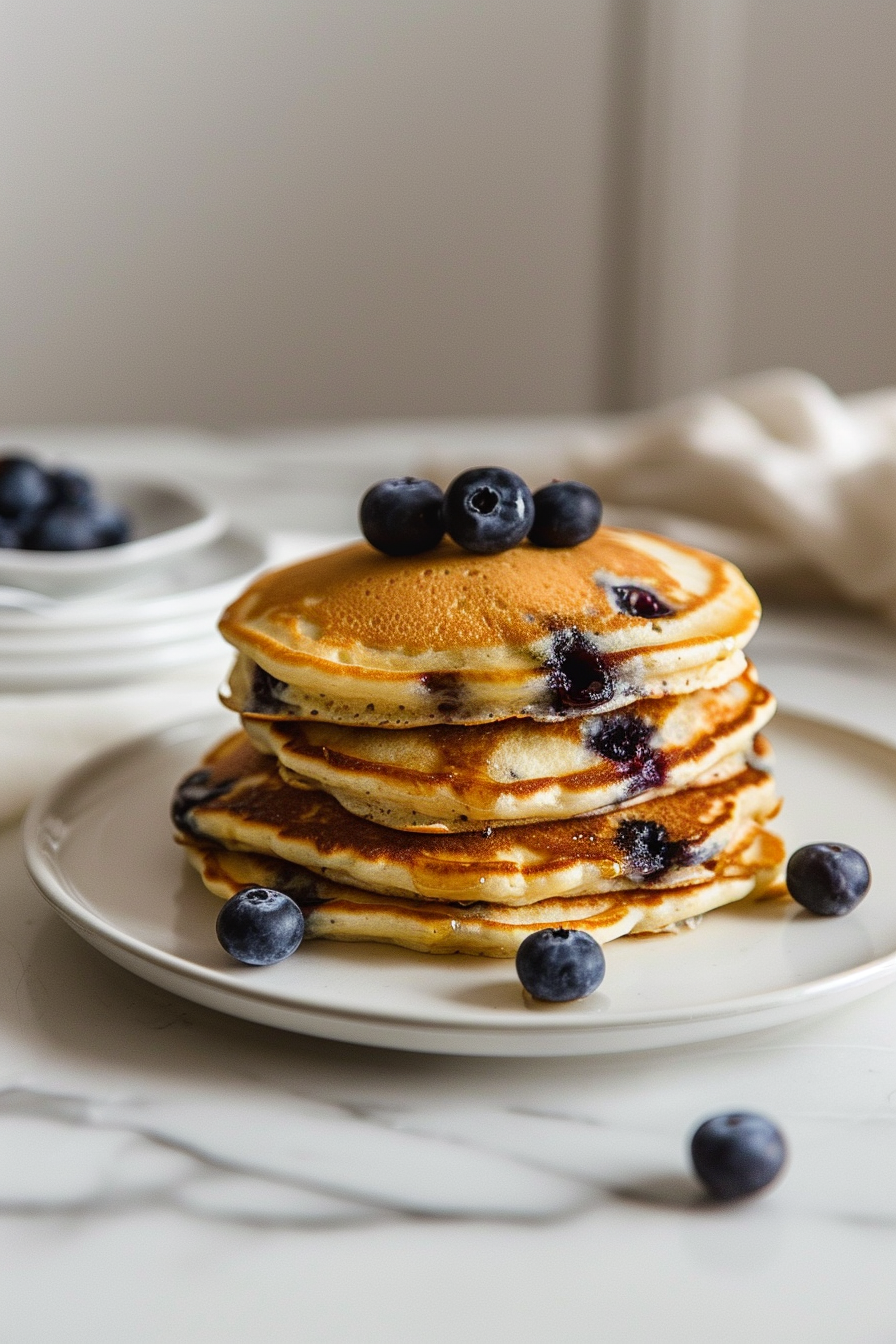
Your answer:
(571, 369), (896, 615)
(398, 369), (896, 616)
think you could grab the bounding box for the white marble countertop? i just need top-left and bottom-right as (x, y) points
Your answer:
(3, 431), (896, 1342)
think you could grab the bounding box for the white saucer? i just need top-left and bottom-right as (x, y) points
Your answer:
(23, 710), (896, 1056)
(0, 526), (268, 631)
(0, 477), (227, 596)
(0, 526), (267, 687)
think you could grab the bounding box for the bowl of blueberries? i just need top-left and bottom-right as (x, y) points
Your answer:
(0, 453), (227, 596)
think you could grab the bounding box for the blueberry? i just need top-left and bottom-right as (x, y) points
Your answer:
(52, 467), (96, 507)
(613, 585), (673, 618)
(26, 505), (102, 551)
(91, 502), (132, 546)
(544, 628), (614, 710)
(515, 927), (605, 1002)
(0, 455), (54, 520)
(786, 843), (870, 916)
(615, 818), (679, 877)
(216, 886), (305, 966)
(444, 467), (534, 554)
(360, 477), (445, 556)
(529, 481), (602, 548)
(691, 1112), (787, 1201)
(0, 518), (21, 548)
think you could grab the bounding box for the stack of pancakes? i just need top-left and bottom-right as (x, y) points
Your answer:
(173, 527), (785, 956)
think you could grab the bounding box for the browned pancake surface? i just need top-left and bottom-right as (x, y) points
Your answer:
(223, 529), (746, 655)
(245, 669), (775, 829)
(182, 823), (786, 956)
(173, 731), (779, 904)
(219, 528), (760, 727)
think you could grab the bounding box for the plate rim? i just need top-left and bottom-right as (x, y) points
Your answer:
(21, 708), (896, 1039)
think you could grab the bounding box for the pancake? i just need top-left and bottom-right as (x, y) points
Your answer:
(172, 731), (780, 906)
(243, 667), (775, 831)
(180, 823), (786, 956)
(219, 528), (760, 727)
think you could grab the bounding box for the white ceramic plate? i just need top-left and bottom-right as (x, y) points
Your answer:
(0, 477), (228, 596)
(23, 710), (896, 1056)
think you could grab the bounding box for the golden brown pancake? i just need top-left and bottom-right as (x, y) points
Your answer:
(172, 731), (780, 907)
(243, 667), (775, 831)
(219, 528), (760, 727)
(181, 823), (786, 956)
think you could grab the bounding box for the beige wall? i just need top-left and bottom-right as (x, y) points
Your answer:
(729, 0), (896, 394)
(0, 1), (894, 427)
(0, 0), (612, 426)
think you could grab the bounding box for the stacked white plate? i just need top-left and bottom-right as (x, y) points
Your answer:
(0, 480), (270, 690)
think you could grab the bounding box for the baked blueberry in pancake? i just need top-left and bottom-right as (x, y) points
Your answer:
(219, 528), (760, 728)
(172, 731), (779, 907)
(241, 667), (775, 831)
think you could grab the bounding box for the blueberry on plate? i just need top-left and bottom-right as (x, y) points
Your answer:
(515, 927), (605, 1002)
(691, 1112), (787, 1201)
(360, 477), (445, 556)
(0, 455), (54, 520)
(444, 467), (534, 554)
(26, 505), (102, 551)
(529, 480), (602, 548)
(786, 842), (870, 916)
(216, 886), (305, 966)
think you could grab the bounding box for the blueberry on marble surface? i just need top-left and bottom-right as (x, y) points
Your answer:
(444, 467), (534, 554)
(515, 927), (605, 1002)
(216, 886), (305, 966)
(690, 1112), (787, 1201)
(613, 585), (673, 618)
(786, 843), (870, 916)
(360, 477), (445, 556)
(529, 481), (602, 548)
(0, 455), (55, 519)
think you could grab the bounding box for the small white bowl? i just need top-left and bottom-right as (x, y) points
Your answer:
(0, 477), (228, 596)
